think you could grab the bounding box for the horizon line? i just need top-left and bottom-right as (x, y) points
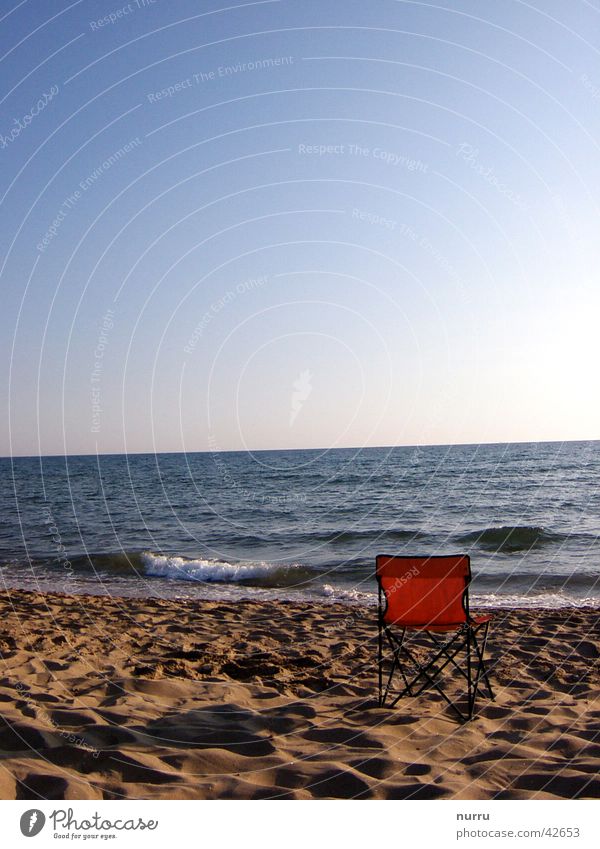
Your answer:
(1, 436), (598, 461)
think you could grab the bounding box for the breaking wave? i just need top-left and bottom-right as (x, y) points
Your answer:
(140, 551), (315, 587)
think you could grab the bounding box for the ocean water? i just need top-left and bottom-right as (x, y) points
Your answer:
(1, 441), (599, 609)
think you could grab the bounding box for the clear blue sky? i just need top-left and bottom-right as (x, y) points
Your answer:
(1, 0), (599, 456)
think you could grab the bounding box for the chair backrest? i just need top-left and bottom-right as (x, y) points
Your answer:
(376, 554), (471, 628)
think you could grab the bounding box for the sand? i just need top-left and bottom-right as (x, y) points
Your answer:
(0, 588), (598, 800)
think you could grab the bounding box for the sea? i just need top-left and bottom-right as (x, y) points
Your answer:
(1, 441), (599, 609)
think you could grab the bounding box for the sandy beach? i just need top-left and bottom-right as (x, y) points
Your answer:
(0, 588), (598, 800)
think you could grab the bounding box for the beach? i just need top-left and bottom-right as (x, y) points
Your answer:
(0, 588), (598, 800)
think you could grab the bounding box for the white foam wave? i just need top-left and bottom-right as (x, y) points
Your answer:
(318, 584), (600, 610)
(141, 552), (281, 583)
(319, 584), (377, 605)
(472, 592), (600, 610)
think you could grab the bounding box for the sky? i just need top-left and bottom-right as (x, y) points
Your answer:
(1, 0), (599, 457)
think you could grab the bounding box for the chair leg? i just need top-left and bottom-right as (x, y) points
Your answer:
(387, 629), (469, 719)
(466, 625), (473, 720)
(382, 658), (397, 706)
(408, 629), (469, 697)
(378, 616), (383, 707)
(393, 628), (412, 694)
(379, 623), (494, 723)
(463, 623), (495, 720)
(381, 627), (408, 707)
(389, 638), (471, 722)
(471, 622), (494, 701)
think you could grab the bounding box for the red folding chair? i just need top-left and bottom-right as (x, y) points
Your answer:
(376, 554), (494, 721)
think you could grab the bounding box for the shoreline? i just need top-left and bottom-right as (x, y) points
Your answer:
(1, 575), (597, 611)
(0, 588), (598, 799)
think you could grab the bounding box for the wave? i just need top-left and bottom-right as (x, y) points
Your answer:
(68, 552), (148, 575)
(471, 592), (600, 610)
(309, 585), (600, 610)
(140, 552), (315, 588)
(455, 525), (569, 552)
(2, 553), (599, 609)
(6, 551), (317, 589)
